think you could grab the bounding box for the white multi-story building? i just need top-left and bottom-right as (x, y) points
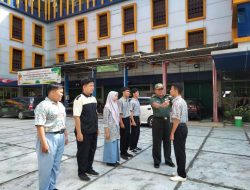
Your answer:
(0, 0), (249, 119)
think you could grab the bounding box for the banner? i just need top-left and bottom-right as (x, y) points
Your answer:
(97, 64), (119, 73)
(18, 67), (61, 85)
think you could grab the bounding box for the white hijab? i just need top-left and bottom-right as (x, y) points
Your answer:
(104, 91), (120, 126)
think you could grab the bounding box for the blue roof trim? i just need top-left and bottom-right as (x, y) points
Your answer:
(213, 51), (250, 71)
(0, 0), (128, 23)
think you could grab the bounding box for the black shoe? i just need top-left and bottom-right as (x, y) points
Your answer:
(125, 152), (133, 157)
(136, 147), (142, 151)
(131, 149), (137, 153)
(154, 164), (160, 168)
(86, 169), (99, 176)
(79, 173), (90, 181)
(165, 161), (175, 167)
(121, 154), (128, 160)
(106, 163), (117, 167)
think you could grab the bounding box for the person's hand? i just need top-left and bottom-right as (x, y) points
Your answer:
(65, 137), (69, 145)
(162, 100), (170, 108)
(97, 129), (100, 136)
(132, 121), (136, 126)
(41, 142), (49, 153)
(77, 132), (84, 142)
(105, 132), (110, 140)
(170, 133), (174, 141)
(120, 123), (125, 128)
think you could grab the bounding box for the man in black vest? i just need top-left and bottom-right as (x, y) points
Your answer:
(73, 78), (99, 181)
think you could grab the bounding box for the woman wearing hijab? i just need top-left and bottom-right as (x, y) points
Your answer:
(103, 91), (120, 167)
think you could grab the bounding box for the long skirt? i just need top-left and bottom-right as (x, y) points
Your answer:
(103, 139), (120, 164)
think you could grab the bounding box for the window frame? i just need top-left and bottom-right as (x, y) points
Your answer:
(96, 11), (111, 40)
(185, 0), (206, 22)
(186, 28), (206, 48)
(9, 13), (25, 43)
(56, 23), (67, 48)
(9, 46), (25, 73)
(122, 40), (138, 54)
(56, 52), (68, 63)
(232, 1), (250, 43)
(150, 0), (168, 29)
(151, 34), (168, 52)
(122, 3), (137, 35)
(97, 45), (111, 58)
(75, 49), (88, 61)
(32, 22), (45, 48)
(75, 17), (88, 44)
(32, 52), (45, 68)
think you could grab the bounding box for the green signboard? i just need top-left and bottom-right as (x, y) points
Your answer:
(97, 64), (119, 73)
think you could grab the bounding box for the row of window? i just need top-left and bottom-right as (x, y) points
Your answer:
(9, 27), (206, 72)
(1, 0), (206, 22)
(9, 14), (44, 48)
(9, 0), (205, 48)
(9, 47), (44, 72)
(58, 1), (205, 47)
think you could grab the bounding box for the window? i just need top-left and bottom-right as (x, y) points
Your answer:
(32, 53), (44, 68)
(97, 11), (110, 40)
(232, 2), (250, 43)
(56, 53), (68, 63)
(122, 3), (137, 35)
(151, 35), (168, 52)
(56, 23), (67, 47)
(9, 47), (24, 72)
(32, 23), (44, 48)
(75, 49), (88, 60)
(75, 17), (87, 43)
(151, 0), (168, 29)
(186, 0), (206, 22)
(122, 40), (137, 54)
(97, 45), (110, 57)
(186, 28), (206, 47)
(9, 14), (25, 42)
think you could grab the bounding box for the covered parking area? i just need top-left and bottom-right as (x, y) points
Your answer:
(19, 41), (234, 121)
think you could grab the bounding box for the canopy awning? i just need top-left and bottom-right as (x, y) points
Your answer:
(212, 48), (250, 72)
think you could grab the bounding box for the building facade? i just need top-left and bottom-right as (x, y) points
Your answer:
(0, 0), (249, 119)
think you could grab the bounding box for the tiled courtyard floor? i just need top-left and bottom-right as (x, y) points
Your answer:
(0, 117), (249, 190)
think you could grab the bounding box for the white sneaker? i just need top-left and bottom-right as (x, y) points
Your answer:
(169, 175), (187, 182)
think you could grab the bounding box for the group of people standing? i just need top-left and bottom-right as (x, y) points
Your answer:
(34, 79), (188, 190)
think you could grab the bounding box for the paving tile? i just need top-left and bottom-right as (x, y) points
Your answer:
(0, 146), (34, 161)
(187, 127), (211, 137)
(188, 151), (250, 190)
(202, 138), (250, 156)
(210, 128), (247, 140)
(179, 180), (232, 190)
(82, 167), (177, 190)
(57, 159), (114, 190)
(123, 147), (197, 176)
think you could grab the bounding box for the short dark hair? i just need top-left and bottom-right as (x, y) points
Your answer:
(81, 78), (94, 86)
(171, 83), (183, 94)
(47, 83), (63, 94)
(121, 87), (130, 93)
(131, 88), (139, 95)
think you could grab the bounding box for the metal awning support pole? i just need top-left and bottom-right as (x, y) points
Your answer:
(64, 72), (69, 108)
(212, 60), (219, 122)
(92, 68), (97, 97)
(123, 65), (128, 87)
(162, 61), (169, 94)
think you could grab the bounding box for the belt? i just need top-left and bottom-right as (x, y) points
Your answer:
(47, 129), (65, 134)
(154, 116), (169, 120)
